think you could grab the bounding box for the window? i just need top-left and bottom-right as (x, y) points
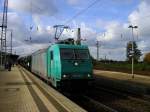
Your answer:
(60, 48), (89, 60)
(75, 49), (89, 59)
(50, 51), (53, 60)
(60, 49), (75, 59)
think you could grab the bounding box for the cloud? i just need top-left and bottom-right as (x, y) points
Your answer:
(0, 12), (27, 42)
(7, 12), (29, 40)
(128, 0), (150, 55)
(128, 1), (150, 37)
(9, 0), (58, 16)
(66, 0), (80, 5)
(14, 43), (49, 55)
(78, 23), (97, 46)
(0, 12), (52, 55)
(93, 0), (150, 60)
(1, 0), (150, 61)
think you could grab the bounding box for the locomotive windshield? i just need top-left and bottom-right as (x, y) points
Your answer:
(60, 49), (75, 59)
(75, 49), (89, 59)
(60, 48), (89, 59)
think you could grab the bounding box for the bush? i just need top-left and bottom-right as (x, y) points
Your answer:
(144, 52), (150, 63)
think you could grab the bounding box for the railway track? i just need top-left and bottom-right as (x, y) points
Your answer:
(94, 86), (150, 103)
(63, 86), (150, 112)
(81, 95), (118, 112)
(62, 83), (150, 112)
(85, 86), (150, 112)
(62, 92), (119, 112)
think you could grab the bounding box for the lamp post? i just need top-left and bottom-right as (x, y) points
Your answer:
(128, 25), (138, 79)
(96, 41), (100, 60)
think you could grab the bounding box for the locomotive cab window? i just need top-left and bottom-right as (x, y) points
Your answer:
(60, 48), (89, 60)
(50, 51), (53, 60)
(60, 48), (75, 59)
(75, 49), (89, 59)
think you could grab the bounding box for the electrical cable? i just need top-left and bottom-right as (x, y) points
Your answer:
(64, 0), (101, 25)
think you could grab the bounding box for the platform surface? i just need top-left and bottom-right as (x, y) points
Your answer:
(0, 66), (86, 112)
(94, 70), (150, 86)
(0, 67), (41, 112)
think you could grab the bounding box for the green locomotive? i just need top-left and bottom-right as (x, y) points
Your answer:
(25, 39), (93, 89)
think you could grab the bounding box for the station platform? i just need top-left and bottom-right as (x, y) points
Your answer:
(0, 66), (86, 112)
(94, 70), (150, 95)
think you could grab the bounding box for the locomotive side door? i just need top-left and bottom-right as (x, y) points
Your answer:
(47, 50), (53, 78)
(47, 51), (50, 78)
(50, 51), (54, 77)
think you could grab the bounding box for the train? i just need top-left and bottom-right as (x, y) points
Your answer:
(18, 38), (93, 90)
(18, 55), (32, 70)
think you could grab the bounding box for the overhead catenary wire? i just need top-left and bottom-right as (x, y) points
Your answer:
(62, 0), (101, 43)
(64, 0), (101, 25)
(64, 0), (150, 26)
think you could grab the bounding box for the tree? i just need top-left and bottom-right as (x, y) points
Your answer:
(144, 52), (150, 63)
(126, 41), (142, 62)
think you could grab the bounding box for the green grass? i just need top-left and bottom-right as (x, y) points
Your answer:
(94, 61), (150, 76)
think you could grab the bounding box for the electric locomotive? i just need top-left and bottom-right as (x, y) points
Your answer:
(20, 38), (93, 89)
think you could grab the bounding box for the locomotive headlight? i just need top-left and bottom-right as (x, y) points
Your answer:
(63, 74), (67, 78)
(87, 74), (91, 77)
(74, 62), (78, 66)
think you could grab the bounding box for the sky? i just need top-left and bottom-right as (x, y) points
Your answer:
(0, 0), (150, 61)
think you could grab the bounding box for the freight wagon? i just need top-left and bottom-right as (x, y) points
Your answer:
(18, 55), (32, 71)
